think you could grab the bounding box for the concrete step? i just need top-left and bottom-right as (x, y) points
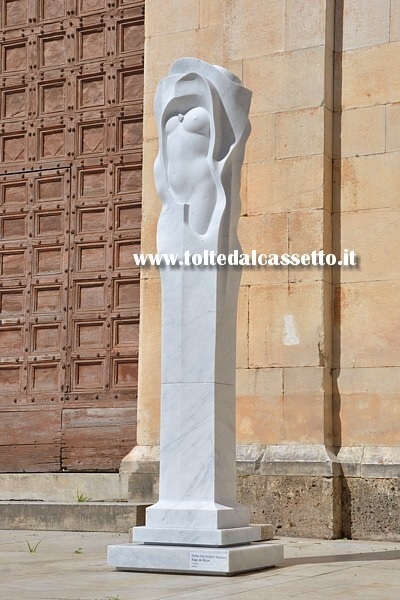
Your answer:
(0, 502), (147, 533)
(0, 473), (128, 503)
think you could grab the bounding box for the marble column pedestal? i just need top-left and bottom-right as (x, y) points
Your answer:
(107, 540), (284, 576)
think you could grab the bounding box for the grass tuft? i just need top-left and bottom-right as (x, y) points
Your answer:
(76, 489), (92, 502)
(26, 538), (44, 553)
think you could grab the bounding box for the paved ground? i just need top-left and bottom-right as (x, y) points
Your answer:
(1, 530), (399, 599)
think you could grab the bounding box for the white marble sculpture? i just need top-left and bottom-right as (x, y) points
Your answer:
(108, 58), (283, 574)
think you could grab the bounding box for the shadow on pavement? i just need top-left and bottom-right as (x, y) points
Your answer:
(282, 549), (400, 567)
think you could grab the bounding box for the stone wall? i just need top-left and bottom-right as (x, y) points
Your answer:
(332, 0), (400, 539)
(123, 0), (400, 540)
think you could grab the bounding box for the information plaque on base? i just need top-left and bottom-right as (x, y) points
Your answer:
(108, 541), (284, 576)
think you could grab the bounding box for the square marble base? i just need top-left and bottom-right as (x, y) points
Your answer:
(107, 541), (284, 575)
(133, 525), (261, 546)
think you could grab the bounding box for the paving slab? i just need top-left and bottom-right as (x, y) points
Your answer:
(0, 531), (399, 600)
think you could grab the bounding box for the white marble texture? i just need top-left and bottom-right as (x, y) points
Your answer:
(134, 58), (253, 545)
(133, 525), (261, 547)
(108, 541), (284, 575)
(144, 382), (248, 533)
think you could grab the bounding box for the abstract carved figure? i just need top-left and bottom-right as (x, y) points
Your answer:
(155, 58), (250, 253)
(165, 106), (216, 235)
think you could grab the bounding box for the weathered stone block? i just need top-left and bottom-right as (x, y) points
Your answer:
(342, 477), (400, 541)
(249, 281), (330, 368)
(236, 368), (283, 445)
(236, 444), (265, 474)
(237, 474), (341, 539)
(279, 396), (328, 445)
(199, 0), (224, 28)
(286, 0), (331, 51)
(338, 105), (385, 158)
(238, 213), (288, 286)
(240, 161), (248, 216)
(340, 42), (400, 109)
(143, 92), (158, 141)
(236, 286), (249, 369)
(391, 0), (400, 42)
(336, 0), (390, 51)
(245, 113), (275, 163)
(225, 0), (285, 59)
(334, 281), (400, 369)
(243, 47), (326, 113)
(248, 155), (326, 215)
(259, 523), (274, 540)
(334, 153), (400, 212)
(0, 502), (147, 533)
(282, 367), (332, 444)
(137, 278), (161, 446)
(0, 473), (128, 503)
(288, 209), (332, 284)
(324, 154), (333, 211)
(334, 446), (364, 477)
(226, 59), (243, 81)
(361, 447), (400, 478)
(333, 366), (400, 446)
(385, 103), (400, 152)
(146, 28), (224, 94)
(336, 392), (400, 447)
(128, 473), (159, 504)
(140, 217), (158, 266)
(336, 208), (400, 283)
(141, 138), (159, 222)
(145, 0), (200, 37)
(275, 107), (327, 160)
(261, 444), (339, 477)
(121, 445), (160, 474)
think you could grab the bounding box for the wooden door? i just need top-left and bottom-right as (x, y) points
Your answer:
(63, 160), (141, 471)
(0, 168), (69, 471)
(0, 0), (144, 472)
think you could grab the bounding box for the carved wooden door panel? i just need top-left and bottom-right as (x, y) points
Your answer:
(63, 161), (141, 471)
(0, 0), (144, 472)
(0, 168), (70, 471)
